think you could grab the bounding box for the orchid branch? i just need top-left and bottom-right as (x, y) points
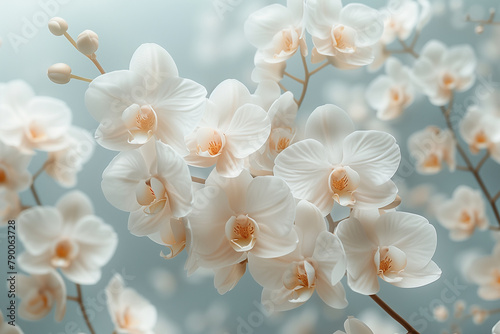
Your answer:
(284, 71), (305, 84)
(369, 294), (420, 334)
(396, 38), (420, 59)
(456, 165), (471, 171)
(62, 32), (106, 74)
(439, 103), (500, 227)
(492, 191), (500, 204)
(279, 45), (329, 108)
(466, 9), (500, 29)
(29, 159), (54, 206)
(386, 32), (420, 59)
(296, 50), (311, 108)
(475, 151), (490, 173)
(68, 284), (97, 334)
(30, 183), (42, 206)
(191, 176), (206, 184)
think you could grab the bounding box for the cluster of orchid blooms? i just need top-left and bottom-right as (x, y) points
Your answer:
(2, 0), (500, 333)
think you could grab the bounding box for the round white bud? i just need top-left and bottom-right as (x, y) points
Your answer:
(48, 17), (68, 36)
(47, 63), (72, 84)
(76, 30), (99, 55)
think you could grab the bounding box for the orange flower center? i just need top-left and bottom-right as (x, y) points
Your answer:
(276, 137), (291, 153)
(330, 173), (348, 191)
(136, 106), (156, 131)
(208, 140), (222, 156)
(51, 239), (76, 268)
(379, 257), (393, 273)
(423, 153), (440, 169)
(475, 131), (488, 145)
(0, 168), (6, 183)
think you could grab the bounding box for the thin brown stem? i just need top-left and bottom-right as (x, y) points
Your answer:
(296, 50), (310, 108)
(278, 82), (290, 93)
(89, 54), (106, 74)
(191, 176), (206, 184)
(492, 191), (500, 204)
(278, 48), (328, 108)
(62, 32), (105, 74)
(466, 10), (500, 26)
(439, 105), (500, 227)
(30, 184), (42, 206)
(71, 74), (93, 83)
(487, 307), (500, 315)
(456, 165), (471, 171)
(63, 32), (78, 48)
(309, 61), (329, 76)
(475, 151), (490, 172)
(409, 31), (420, 50)
(32, 161), (49, 182)
(284, 71), (305, 84)
(74, 284), (96, 334)
(67, 295), (79, 302)
(397, 38), (420, 59)
(369, 294), (419, 334)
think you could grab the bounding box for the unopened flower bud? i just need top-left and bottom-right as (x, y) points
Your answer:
(433, 305), (449, 322)
(48, 17), (68, 36)
(470, 305), (489, 325)
(454, 300), (466, 318)
(475, 25), (484, 34)
(48, 63), (72, 84)
(76, 30), (99, 55)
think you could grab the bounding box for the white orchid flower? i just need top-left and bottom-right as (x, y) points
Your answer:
(18, 191), (117, 285)
(85, 43), (207, 153)
(274, 105), (400, 215)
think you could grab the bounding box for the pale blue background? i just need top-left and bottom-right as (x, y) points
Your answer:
(1, 0), (500, 333)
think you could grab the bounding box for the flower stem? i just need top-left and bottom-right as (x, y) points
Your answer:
(296, 50), (310, 108)
(279, 46), (329, 109)
(72, 284), (96, 334)
(369, 294), (420, 334)
(466, 10), (500, 26)
(475, 151), (490, 172)
(284, 71), (305, 84)
(439, 104), (500, 227)
(62, 32), (105, 74)
(29, 160), (52, 206)
(30, 184), (42, 206)
(397, 38), (420, 59)
(191, 176), (206, 184)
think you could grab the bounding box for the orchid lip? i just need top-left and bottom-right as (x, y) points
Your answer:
(196, 127), (226, 158)
(51, 238), (79, 268)
(225, 214), (259, 252)
(122, 104), (158, 145)
(375, 245), (407, 282)
(332, 24), (357, 54)
(328, 166), (360, 206)
(282, 260), (316, 303)
(269, 127), (295, 155)
(135, 177), (168, 215)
